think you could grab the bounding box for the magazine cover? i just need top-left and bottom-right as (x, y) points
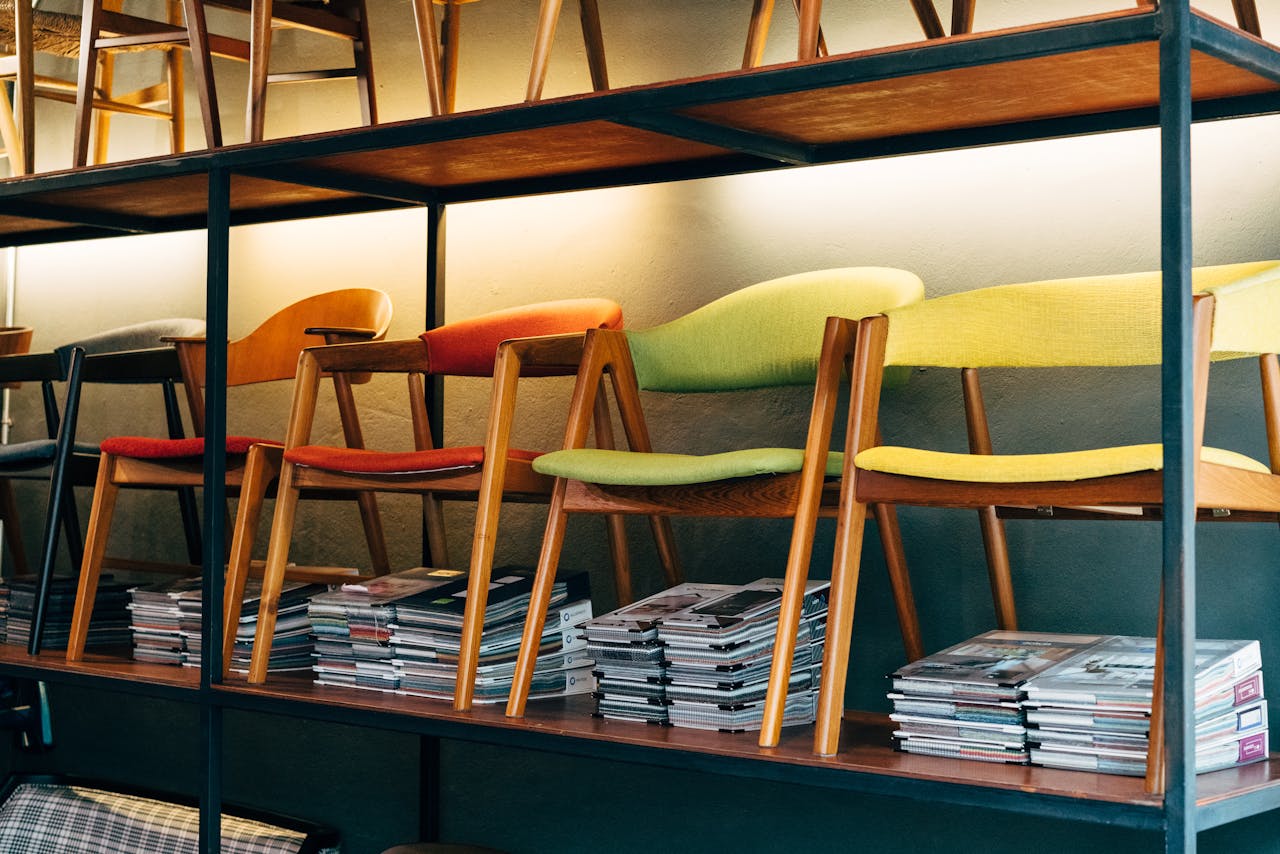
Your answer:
(891, 631), (1108, 700)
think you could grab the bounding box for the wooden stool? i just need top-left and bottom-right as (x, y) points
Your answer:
(72, 0), (221, 167)
(0, 0), (187, 173)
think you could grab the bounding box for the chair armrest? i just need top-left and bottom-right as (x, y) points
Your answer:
(306, 338), (428, 373)
(497, 331), (595, 374)
(304, 326), (379, 341)
(0, 352), (64, 385)
(79, 347), (185, 384)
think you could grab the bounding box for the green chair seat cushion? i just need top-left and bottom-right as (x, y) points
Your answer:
(853, 443), (1270, 483)
(532, 447), (846, 486)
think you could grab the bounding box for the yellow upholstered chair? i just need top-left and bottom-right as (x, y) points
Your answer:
(245, 298), (675, 708)
(64, 288), (395, 663)
(799, 260), (1280, 792)
(504, 267), (927, 719)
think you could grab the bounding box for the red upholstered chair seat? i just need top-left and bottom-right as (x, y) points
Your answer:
(285, 445), (541, 474)
(100, 436), (280, 459)
(420, 298), (623, 377)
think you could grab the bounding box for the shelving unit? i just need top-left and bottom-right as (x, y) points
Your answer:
(0, 3), (1274, 852)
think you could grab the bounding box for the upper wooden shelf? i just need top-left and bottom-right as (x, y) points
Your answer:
(0, 6), (1276, 247)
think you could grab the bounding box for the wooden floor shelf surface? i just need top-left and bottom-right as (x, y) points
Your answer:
(0, 7), (1274, 247)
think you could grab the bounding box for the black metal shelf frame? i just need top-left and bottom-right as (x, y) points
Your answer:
(0, 3), (1271, 851)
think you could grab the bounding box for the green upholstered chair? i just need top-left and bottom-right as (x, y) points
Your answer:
(503, 266), (927, 722)
(811, 260), (1280, 790)
(246, 298), (675, 709)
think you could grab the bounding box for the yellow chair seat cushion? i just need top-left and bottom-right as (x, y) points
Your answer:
(853, 443), (1270, 483)
(532, 447), (846, 486)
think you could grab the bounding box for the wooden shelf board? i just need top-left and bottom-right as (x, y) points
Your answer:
(0, 643), (199, 693)
(0, 8), (1270, 245)
(212, 671), (1280, 818)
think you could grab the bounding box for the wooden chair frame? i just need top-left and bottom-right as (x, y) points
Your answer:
(66, 292), (394, 665)
(248, 330), (676, 709)
(815, 290), (1280, 793)
(504, 322), (923, 728)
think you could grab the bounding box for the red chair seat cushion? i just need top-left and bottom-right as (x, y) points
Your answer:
(100, 436), (279, 459)
(284, 445), (541, 474)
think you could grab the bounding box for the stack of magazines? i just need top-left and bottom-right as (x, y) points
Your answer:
(129, 577), (328, 672)
(889, 631), (1107, 764)
(128, 576), (201, 665)
(391, 569), (594, 703)
(6, 575), (131, 650)
(583, 582), (734, 724)
(1023, 635), (1268, 776)
(310, 567), (467, 692)
(311, 566), (594, 703)
(658, 578), (829, 732)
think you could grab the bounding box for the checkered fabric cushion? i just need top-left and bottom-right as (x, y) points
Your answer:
(0, 783), (336, 854)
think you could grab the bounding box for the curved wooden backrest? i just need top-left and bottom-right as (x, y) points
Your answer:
(226, 288), (394, 386)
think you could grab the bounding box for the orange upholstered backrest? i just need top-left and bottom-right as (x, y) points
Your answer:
(420, 298), (623, 377)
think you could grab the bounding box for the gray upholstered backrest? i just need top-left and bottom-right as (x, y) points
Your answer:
(55, 318), (206, 359)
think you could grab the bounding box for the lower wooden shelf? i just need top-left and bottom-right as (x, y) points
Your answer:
(1, 643), (1277, 832)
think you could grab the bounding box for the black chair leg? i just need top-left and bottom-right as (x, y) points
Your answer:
(29, 349), (85, 656)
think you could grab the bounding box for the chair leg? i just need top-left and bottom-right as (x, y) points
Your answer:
(812, 497), (869, 756)
(578, 0), (608, 91)
(648, 516), (683, 587)
(93, 31), (116, 165)
(422, 495), (449, 567)
(66, 456), (120, 662)
(526, 0), (564, 102)
(978, 506), (1018, 629)
(1146, 592), (1167, 795)
(356, 491), (389, 575)
(505, 483), (572, 717)
(222, 444), (277, 677)
(0, 480), (30, 576)
(246, 463), (304, 684)
(872, 502), (923, 662)
(603, 514), (632, 605)
(743, 0), (775, 69)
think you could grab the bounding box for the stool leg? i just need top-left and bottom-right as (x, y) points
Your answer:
(73, 0), (105, 167)
(527, 0), (564, 102)
(351, 0), (376, 125)
(743, 0), (775, 69)
(13, 0), (32, 173)
(578, 0), (608, 91)
(410, 0), (444, 115)
(797, 0), (822, 60)
(181, 0), (221, 147)
(246, 0), (272, 142)
(166, 0), (186, 152)
(440, 0), (461, 113)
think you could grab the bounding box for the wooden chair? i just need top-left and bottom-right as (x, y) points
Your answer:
(0, 0), (190, 173)
(0, 318), (209, 653)
(504, 267), (927, 720)
(804, 260), (1280, 791)
(244, 298), (678, 709)
(64, 288), (395, 663)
